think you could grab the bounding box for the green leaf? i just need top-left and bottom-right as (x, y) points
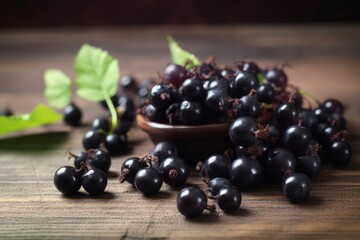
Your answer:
(75, 44), (119, 102)
(0, 104), (62, 135)
(44, 69), (72, 109)
(167, 35), (201, 69)
(257, 73), (266, 84)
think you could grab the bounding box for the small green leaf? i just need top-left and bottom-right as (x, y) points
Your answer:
(0, 104), (62, 135)
(75, 44), (119, 102)
(44, 69), (72, 109)
(257, 73), (266, 84)
(167, 35), (201, 69)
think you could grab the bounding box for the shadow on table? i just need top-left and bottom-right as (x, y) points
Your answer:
(62, 191), (116, 200)
(0, 131), (70, 153)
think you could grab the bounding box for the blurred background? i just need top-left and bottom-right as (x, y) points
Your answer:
(0, 0), (359, 110)
(0, 0), (359, 27)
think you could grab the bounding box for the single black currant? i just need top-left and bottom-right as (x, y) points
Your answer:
(232, 95), (260, 118)
(328, 140), (352, 167)
(265, 67), (288, 91)
(276, 102), (300, 130)
(160, 156), (189, 187)
(72, 151), (88, 170)
(87, 149), (111, 173)
(176, 187), (208, 218)
(229, 117), (257, 147)
(204, 89), (229, 115)
(216, 187), (242, 213)
(151, 141), (178, 165)
(0, 107), (13, 116)
(321, 99), (344, 115)
(203, 154), (231, 179)
(63, 103), (82, 127)
(203, 177), (232, 196)
(230, 156), (262, 189)
(282, 125), (312, 154)
(264, 148), (296, 182)
(179, 100), (203, 125)
(297, 154), (322, 179)
(283, 173), (311, 203)
(134, 167), (163, 195)
(91, 117), (110, 132)
(82, 130), (105, 150)
(119, 75), (138, 93)
(179, 78), (205, 101)
(256, 84), (276, 104)
(104, 134), (127, 156)
(81, 167), (108, 195)
(230, 72), (259, 98)
(119, 157), (147, 185)
(54, 166), (81, 196)
(163, 64), (188, 88)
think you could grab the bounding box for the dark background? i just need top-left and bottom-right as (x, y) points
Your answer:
(0, 0), (359, 27)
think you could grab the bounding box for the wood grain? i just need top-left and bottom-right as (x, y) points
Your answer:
(0, 25), (360, 239)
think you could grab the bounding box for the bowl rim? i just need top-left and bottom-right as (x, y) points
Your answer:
(136, 114), (230, 133)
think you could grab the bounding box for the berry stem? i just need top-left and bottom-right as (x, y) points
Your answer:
(103, 93), (118, 133)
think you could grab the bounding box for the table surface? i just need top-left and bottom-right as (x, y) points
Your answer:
(0, 25), (360, 239)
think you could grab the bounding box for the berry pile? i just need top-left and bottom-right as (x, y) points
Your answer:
(119, 142), (189, 195)
(53, 75), (139, 196)
(137, 60), (352, 211)
(120, 142), (243, 218)
(53, 149), (110, 196)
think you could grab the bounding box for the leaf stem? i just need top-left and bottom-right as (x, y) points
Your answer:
(104, 94), (117, 133)
(299, 90), (321, 106)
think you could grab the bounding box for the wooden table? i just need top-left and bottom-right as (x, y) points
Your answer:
(0, 25), (360, 239)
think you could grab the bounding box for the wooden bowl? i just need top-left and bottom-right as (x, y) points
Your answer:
(136, 114), (233, 165)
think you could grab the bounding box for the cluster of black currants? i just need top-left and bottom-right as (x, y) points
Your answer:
(53, 149), (111, 196)
(119, 142), (190, 196)
(177, 183), (242, 219)
(140, 60), (352, 204)
(82, 75), (139, 156)
(140, 61), (282, 125)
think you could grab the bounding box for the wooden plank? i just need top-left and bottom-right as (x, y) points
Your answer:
(0, 25), (360, 239)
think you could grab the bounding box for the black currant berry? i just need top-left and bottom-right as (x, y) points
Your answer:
(297, 154), (322, 179)
(216, 187), (242, 213)
(163, 64), (188, 88)
(81, 168), (108, 195)
(230, 156), (262, 189)
(82, 130), (105, 150)
(151, 141), (178, 165)
(203, 154), (231, 180)
(63, 103), (82, 127)
(328, 140), (352, 167)
(265, 67), (288, 91)
(54, 166), (81, 196)
(87, 149), (111, 173)
(229, 117), (257, 147)
(91, 117), (110, 132)
(179, 78), (205, 101)
(283, 173), (310, 203)
(179, 100), (203, 125)
(104, 134), (127, 156)
(264, 148), (296, 182)
(230, 72), (259, 98)
(119, 157), (146, 185)
(282, 125), (312, 154)
(176, 187), (208, 218)
(134, 167), (163, 196)
(160, 156), (189, 187)
(203, 177), (232, 196)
